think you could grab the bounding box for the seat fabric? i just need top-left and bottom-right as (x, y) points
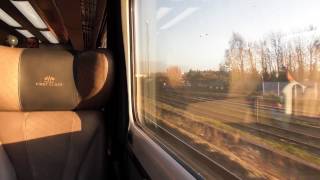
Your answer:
(0, 111), (106, 180)
(0, 46), (113, 180)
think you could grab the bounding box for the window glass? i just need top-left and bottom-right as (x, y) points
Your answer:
(134, 0), (320, 179)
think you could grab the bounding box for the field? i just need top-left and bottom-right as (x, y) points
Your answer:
(141, 89), (320, 180)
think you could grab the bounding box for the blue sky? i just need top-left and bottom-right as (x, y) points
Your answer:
(135, 0), (320, 72)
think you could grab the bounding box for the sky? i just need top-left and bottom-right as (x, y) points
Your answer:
(135, 0), (320, 72)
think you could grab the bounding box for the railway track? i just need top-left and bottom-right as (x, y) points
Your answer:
(157, 94), (320, 137)
(156, 92), (320, 136)
(147, 96), (320, 157)
(163, 90), (320, 128)
(142, 109), (320, 179)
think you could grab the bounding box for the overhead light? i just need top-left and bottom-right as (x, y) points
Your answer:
(40, 31), (59, 44)
(11, 0), (47, 29)
(0, 8), (21, 27)
(16, 29), (34, 38)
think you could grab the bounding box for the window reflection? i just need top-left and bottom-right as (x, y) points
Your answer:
(135, 0), (320, 179)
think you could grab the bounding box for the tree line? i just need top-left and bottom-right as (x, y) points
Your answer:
(223, 29), (320, 82)
(150, 28), (320, 95)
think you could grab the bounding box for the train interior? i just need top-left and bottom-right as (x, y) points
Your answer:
(1, 0), (320, 180)
(0, 0), (141, 180)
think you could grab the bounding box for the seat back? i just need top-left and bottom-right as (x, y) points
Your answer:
(0, 46), (113, 180)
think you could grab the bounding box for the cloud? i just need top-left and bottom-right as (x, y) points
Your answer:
(160, 7), (199, 30)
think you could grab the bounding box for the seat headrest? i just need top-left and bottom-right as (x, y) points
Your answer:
(0, 46), (113, 111)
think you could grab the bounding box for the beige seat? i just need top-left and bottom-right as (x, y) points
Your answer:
(0, 46), (113, 180)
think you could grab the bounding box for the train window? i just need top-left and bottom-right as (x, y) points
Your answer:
(133, 0), (320, 179)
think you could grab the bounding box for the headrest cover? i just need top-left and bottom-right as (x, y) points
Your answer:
(0, 46), (113, 111)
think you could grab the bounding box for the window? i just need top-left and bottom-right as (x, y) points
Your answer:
(133, 0), (320, 179)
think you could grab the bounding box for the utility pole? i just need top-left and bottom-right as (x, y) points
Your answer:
(276, 72), (280, 96)
(145, 21), (150, 78)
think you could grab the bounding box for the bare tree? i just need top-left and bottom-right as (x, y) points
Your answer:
(269, 33), (284, 76)
(294, 39), (305, 80)
(229, 32), (246, 75)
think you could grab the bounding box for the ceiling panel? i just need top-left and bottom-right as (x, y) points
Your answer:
(0, 1), (48, 42)
(54, 0), (84, 50)
(28, 0), (68, 43)
(0, 0), (107, 49)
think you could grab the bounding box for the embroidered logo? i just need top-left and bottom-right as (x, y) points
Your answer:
(35, 75), (63, 87)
